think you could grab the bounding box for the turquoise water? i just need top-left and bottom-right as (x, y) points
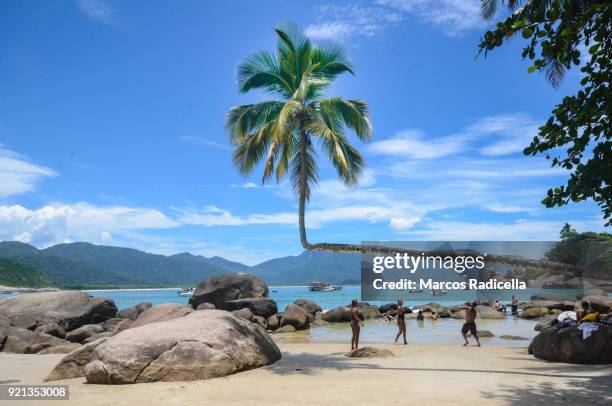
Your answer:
(85, 286), (550, 347)
(85, 285), (588, 311)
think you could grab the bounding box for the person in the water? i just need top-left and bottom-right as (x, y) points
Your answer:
(394, 299), (408, 345)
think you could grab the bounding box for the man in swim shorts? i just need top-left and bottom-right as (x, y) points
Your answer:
(461, 302), (481, 347)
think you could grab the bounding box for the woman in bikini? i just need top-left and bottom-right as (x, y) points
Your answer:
(395, 299), (408, 345)
(350, 299), (361, 350)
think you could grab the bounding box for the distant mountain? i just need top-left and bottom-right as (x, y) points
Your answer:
(0, 258), (54, 288)
(0, 241), (360, 288)
(249, 250), (360, 285)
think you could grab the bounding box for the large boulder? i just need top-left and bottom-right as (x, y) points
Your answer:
(81, 310), (281, 384)
(521, 300), (575, 311)
(293, 299), (322, 316)
(379, 303), (398, 313)
(37, 343), (82, 354)
(1, 326), (66, 354)
(82, 332), (113, 344)
(100, 318), (124, 332)
(65, 324), (105, 343)
(196, 303), (216, 310)
(274, 325), (296, 333)
(534, 315), (557, 331)
(0, 313), (11, 328)
(452, 305), (505, 320)
(530, 324), (612, 364)
(112, 319), (133, 335)
(221, 298), (278, 318)
(232, 308), (254, 322)
(45, 338), (109, 381)
(280, 304), (310, 330)
(189, 273), (268, 309)
(583, 296), (612, 313)
(414, 302), (446, 313)
(117, 302), (153, 321)
(0, 291), (117, 331)
(320, 307), (352, 323)
(358, 303), (381, 319)
(345, 347), (394, 358)
(519, 307), (551, 319)
(35, 323), (66, 339)
(266, 314), (280, 331)
(131, 304), (193, 328)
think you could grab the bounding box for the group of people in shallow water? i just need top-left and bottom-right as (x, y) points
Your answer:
(350, 296), (612, 350)
(349, 299), (485, 350)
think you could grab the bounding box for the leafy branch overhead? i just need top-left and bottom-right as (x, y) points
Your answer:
(479, 0), (611, 225)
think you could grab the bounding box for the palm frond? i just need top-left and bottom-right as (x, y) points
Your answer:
(316, 98), (372, 141)
(225, 101), (284, 143)
(237, 50), (294, 97)
(232, 124), (274, 176)
(544, 56), (567, 89)
(481, 0), (499, 20)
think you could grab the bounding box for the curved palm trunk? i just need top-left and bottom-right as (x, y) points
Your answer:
(296, 131), (582, 273)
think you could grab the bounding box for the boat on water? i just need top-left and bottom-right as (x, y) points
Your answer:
(309, 281), (342, 292)
(409, 288), (424, 293)
(432, 289), (447, 296)
(177, 287), (195, 297)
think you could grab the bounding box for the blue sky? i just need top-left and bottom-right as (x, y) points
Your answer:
(0, 0), (606, 264)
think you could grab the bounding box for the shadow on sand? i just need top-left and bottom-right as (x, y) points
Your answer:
(264, 351), (612, 404)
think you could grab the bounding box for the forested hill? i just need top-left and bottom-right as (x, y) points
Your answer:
(0, 241), (359, 288)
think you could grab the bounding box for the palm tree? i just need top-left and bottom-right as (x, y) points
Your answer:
(226, 24), (372, 253)
(224, 23), (587, 273)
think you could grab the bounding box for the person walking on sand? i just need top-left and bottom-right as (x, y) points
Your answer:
(350, 299), (361, 350)
(394, 299), (408, 345)
(461, 302), (481, 347)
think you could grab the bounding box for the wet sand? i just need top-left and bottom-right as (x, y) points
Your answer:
(1, 341), (610, 406)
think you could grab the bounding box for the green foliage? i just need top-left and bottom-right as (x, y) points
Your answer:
(479, 1), (612, 225)
(226, 23), (372, 204)
(0, 258), (54, 288)
(545, 223), (612, 279)
(0, 241), (359, 287)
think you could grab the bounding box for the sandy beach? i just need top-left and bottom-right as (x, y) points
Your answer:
(1, 340), (610, 406)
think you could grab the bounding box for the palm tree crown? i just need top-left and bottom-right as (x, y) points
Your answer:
(226, 23), (372, 249)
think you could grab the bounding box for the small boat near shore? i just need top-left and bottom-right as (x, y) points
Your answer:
(432, 289), (447, 296)
(177, 287), (195, 297)
(309, 281), (342, 292)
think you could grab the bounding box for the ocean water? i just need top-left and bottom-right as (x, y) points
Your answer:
(84, 286), (562, 347)
(85, 285), (589, 311)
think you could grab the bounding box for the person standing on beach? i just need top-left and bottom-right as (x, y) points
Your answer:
(394, 299), (408, 345)
(461, 302), (481, 347)
(350, 299), (361, 350)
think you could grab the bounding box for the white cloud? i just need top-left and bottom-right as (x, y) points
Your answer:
(376, 0), (488, 37)
(77, 0), (114, 24)
(368, 129), (465, 159)
(369, 113), (540, 159)
(0, 145), (56, 198)
(305, 4), (403, 40)
(405, 219), (606, 240)
(306, 0), (490, 41)
(179, 136), (230, 150)
(0, 203), (177, 248)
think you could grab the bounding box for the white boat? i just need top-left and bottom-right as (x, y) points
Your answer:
(432, 289), (447, 296)
(309, 281), (342, 292)
(409, 288), (424, 293)
(177, 287), (195, 297)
